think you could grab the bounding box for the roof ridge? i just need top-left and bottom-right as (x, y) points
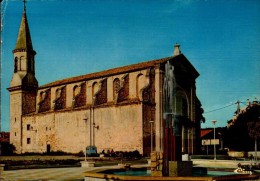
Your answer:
(39, 56), (174, 89)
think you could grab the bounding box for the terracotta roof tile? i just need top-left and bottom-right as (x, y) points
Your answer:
(40, 56), (174, 89)
(201, 129), (212, 138)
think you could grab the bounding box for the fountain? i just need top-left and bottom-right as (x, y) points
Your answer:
(83, 60), (260, 180)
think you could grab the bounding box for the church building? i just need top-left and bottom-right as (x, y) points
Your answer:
(8, 5), (204, 156)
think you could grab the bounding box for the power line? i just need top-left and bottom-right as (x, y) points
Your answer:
(204, 102), (236, 114)
(204, 98), (259, 114)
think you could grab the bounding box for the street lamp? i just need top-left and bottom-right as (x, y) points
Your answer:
(150, 120), (154, 153)
(212, 120), (217, 161)
(83, 116), (88, 161)
(92, 122), (99, 146)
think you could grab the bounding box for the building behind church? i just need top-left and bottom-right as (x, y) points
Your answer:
(8, 6), (204, 156)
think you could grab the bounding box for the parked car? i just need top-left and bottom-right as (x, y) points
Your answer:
(86, 146), (98, 157)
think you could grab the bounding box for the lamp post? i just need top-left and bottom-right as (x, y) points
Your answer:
(83, 116), (88, 161)
(92, 122), (99, 146)
(212, 120), (217, 161)
(150, 120), (154, 153)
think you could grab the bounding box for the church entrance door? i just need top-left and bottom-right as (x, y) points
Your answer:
(47, 144), (51, 154)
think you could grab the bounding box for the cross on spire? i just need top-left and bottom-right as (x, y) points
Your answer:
(23, 0), (26, 12)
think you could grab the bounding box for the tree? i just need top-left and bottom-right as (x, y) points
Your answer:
(0, 142), (16, 155)
(247, 120), (260, 161)
(226, 100), (260, 153)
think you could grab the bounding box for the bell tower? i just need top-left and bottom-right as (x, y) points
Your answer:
(8, 1), (38, 153)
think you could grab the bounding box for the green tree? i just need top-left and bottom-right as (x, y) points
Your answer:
(0, 142), (16, 155)
(247, 120), (260, 161)
(226, 101), (260, 152)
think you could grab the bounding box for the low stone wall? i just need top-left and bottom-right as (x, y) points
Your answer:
(168, 161), (193, 176)
(248, 151), (260, 158)
(0, 155), (80, 161)
(150, 151), (163, 176)
(228, 151), (246, 158)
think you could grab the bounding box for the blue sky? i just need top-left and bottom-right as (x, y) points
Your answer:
(1, 0), (260, 131)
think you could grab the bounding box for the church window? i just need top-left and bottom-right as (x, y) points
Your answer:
(113, 78), (120, 100)
(73, 85), (80, 97)
(92, 82), (98, 96)
(19, 56), (23, 70)
(14, 57), (18, 73)
(15, 132), (16, 136)
(40, 91), (44, 101)
(54, 87), (66, 110)
(136, 74), (144, 98)
(93, 79), (107, 105)
(175, 91), (189, 117)
(55, 88), (61, 98)
(15, 117), (16, 122)
(27, 124), (31, 131)
(27, 138), (31, 144)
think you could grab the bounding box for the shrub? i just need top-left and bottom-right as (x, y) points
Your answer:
(0, 142), (16, 155)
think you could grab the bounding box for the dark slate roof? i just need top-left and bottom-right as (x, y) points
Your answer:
(13, 11), (34, 52)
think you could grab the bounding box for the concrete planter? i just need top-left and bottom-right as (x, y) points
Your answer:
(0, 164), (5, 171)
(147, 159), (151, 165)
(228, 151), (245, 158)
(81, 161), (95, 167)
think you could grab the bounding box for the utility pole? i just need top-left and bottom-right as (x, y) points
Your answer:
(83, 116), (88, 161)
(212, 120), (217, 161)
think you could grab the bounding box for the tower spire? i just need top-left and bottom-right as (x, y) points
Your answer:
(13, 0), (35, 54)
(23, 0), (26, 12)
(9, 0), (38, 89)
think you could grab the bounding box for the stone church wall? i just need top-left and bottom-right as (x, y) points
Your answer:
(93, 104), (143, 153)
(20, 68), (153, 154)
(9, 5), (202, 155)
(22, 103), (143, 154)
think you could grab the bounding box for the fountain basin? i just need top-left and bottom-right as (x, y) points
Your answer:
(83, 166), (260, 181)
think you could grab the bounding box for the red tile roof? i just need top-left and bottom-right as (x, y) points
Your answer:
(0, 132), (10, 143)
(40, 56), (174, 89)
(200, 129), (212, 138)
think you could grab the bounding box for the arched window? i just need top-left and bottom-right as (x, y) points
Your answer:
(73, 85), (80, 98)
(175, 90), (189, 117)
(19, 56), (24, 70)
(55, 88), (61, 99)
(40, 91), (45, 101)
(92, 82), (98, 96)
(14, 57), (18, 73)
(136, 74), (144, 98)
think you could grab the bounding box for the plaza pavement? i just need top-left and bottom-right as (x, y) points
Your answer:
(0, 159), (258, 181)
(193, 159), (256, 169)
(0, 166), (114, 181)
